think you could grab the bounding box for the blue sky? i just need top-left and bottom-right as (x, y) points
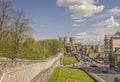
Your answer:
(12, 0), (120, 44)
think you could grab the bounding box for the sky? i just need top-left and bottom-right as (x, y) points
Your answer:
(11, 0), (120, 45)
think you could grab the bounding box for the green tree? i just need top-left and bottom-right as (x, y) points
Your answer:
(37, 39), (65, 56)
(23, 37), (35, 48)
(0, 0), (65, 60)
(0, 0), (12, 56)
(10, 10), (33, 59)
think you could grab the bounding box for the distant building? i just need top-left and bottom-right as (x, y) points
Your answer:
(114, 49), (120, 64)
(64, 37), (68, 46)
(112, 32), (120, 52)
(59, 37), (63, 42)
(59, 36), (77, 55)
(95, 45), (104, 58)
(104, 35), (113, 63)
(104, 32), (120, 63)
(69, 37), (75, 45)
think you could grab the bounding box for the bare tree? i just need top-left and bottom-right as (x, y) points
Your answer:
(0, 0), (33, 59)
(0, 0), (12, 54)
(11, 9), (33, 58)
(0, 0), (12, 34)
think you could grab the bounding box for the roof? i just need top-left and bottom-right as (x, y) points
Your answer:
(105, 32), (120, 39)
(114, 32), (120, 36)
(112, 32), (120, 37)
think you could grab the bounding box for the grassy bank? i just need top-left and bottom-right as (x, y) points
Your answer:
(49, 67), (94, 82)
(62, 56), (78, 65)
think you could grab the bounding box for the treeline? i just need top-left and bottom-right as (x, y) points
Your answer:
(0, 0), (65, 60)
(20, 38), (65, 60)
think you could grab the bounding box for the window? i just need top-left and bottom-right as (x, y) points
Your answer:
(113, 37), (120, 39)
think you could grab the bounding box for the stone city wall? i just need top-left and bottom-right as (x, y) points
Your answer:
(0, 53), (63, 82)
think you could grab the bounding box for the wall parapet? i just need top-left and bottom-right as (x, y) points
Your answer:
(0, 53), (63, 82)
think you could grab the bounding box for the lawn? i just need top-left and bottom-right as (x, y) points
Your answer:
(62, 56), (78, 65)
(49, 67), (94, 82)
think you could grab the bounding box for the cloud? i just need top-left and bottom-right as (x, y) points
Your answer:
(74, 15), (120, 44)
(75, 16), (120, 44)
(96, 16), (120, 28)
(73, 19), (87, 23)
(73, 23), (80, 27)
(93, 16), (120, 38)
(76, 32), (88, 39)
(97, 7), (120, 18)
(108, 7), (120, 14)
(56, 0), (104, 24)
(75, 32), (101, 44)
(68, 4), (104, 17)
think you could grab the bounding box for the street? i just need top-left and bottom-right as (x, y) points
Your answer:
(76, 63), (120, 82)
(73, 53), (120, 82)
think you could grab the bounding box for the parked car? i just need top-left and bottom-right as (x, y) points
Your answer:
(90, 64), (97, 67)
(109, 64), (115, 68)
(114, 76), (120, 82)
(102, 68), (108, 73)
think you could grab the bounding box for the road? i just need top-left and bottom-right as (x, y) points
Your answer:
(97, 73), (117, 82)
(77, 64), (119, 82)
(74, 53), (120, 82)
(64, 62), (119, 82)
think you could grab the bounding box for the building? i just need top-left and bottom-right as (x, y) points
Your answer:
(69, 37), (75, 45)
(104, 32), (120, 63)
(95, 45), (104, 59)
(104, 35), (112, 63)
(59, 36), (77, 55)
(59, 37), (63, 42)
(112, 32), (120, 52)
(64, 37), (68, 46)
(114, 49), (120, 64)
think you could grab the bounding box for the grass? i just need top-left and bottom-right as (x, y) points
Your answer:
(49, 67), (94, 82)
(62, 56), (78, 65)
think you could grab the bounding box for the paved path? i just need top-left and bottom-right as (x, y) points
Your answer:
(97, 73), (117, 82)
(81, 65), (120, 82)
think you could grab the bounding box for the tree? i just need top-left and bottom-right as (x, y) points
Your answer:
(0, 0), (12, 31)
(37, 39), (65, 56)
(10, 10), (33, 58)
(23, 37), (35, 48)
(0, 0), (12, 56)
(0, 0), (33, 59)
